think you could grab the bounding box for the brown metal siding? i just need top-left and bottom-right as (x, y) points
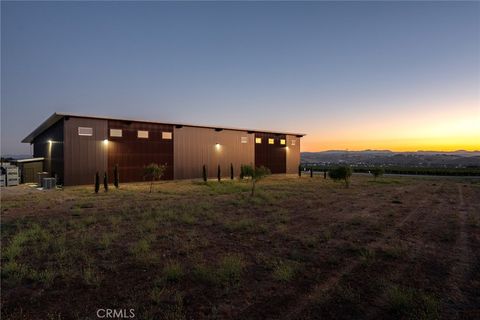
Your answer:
(107, 120), (174, 182)
(286, 135), (301, 174)
(174, 126), (254, 179)
(254, 133), (286, 174)
(18, 161), (44, 183)
(63, 117), (108, 186)
(32, 119), (64, 184)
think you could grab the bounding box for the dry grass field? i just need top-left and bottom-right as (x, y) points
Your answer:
(1, 175), (479, 319)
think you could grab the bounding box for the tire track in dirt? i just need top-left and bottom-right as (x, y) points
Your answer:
(362, 182), (457, 319)
(279, 182), (445, 320)
(235, 182), (443, 320)
(440, 184), (474, 318)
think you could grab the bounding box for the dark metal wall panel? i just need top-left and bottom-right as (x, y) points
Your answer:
(18, 161), (44, 183)
(32, 119), (64, 184)
(107, 120), (174, 182)
(64, 117), (108, 186)
(254, 133), (286, 174)
(174, 126), (254, 179)
(286, 135), (301, 174)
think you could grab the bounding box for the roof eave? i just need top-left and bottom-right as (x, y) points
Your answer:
(22, 112), (306, 143)
(21, 113), (64, 143)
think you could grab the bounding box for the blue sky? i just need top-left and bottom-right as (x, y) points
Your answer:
(2, 1), (479, 153)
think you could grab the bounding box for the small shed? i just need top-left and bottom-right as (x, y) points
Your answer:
(12, 158), (45, 183)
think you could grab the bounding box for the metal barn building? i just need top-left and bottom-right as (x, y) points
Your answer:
(22, 113), (304, 186)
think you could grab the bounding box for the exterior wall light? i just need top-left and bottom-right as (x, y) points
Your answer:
(48, 140), (52, 144)
(103, 139), (109, 145)
(215, 143), (220, 150)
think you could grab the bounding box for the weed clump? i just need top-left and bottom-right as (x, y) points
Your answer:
(272, 260), (298, 282)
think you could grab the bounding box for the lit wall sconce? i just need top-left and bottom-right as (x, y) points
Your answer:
(48, 140), (52, 145)
(215, 143), (220, 150)
(103, 139), (109, 145)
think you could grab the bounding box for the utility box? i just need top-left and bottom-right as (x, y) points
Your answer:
(37, 172), (49, 187)
(42, 177), (56, 189)
(12, 158), (45, 183)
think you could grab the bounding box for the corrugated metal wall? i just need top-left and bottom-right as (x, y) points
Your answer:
(254, 133), (287, 174)
(19, 161), (44, 183)
(64, 117), (108, 186)
(286, 135), (301, 174)
(107, 120), (174, 182)
(174, 126), (254, 179)
(33, 119), (64, 184)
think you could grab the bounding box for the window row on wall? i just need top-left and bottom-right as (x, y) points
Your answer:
(254, 137), (295, 146)
(77, 127), (172, 140)
(78, 127), (295, 145)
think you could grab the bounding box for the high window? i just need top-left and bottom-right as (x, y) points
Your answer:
(137, 130), (149, 139)
(280, 139), (286, 145)
(268, 138), (274, 144)
(291, 140), (296, 146)
(162, 132), (172, 140)
(110, 129), (122, 137)
(241, 137), (248, 144)
(78, 127), (93, 136)
(255, 137), (262, 144)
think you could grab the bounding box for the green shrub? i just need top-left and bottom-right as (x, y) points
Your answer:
(103, 172), (108, 192)
(328, 165), (353, 187)
(113, 164), (119, 188)
(370, 167), (385, 180)
(242, 165), (271, 196)
(144, 163), (167, 193)
(94, 172), (100, 193)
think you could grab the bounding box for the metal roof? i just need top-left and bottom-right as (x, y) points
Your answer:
(12, 157), (45, 163)
(22, 112), (306, 143)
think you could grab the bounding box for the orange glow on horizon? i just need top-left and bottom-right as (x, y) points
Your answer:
(302, 137), (480, 152)
(300, 106), (480, 152)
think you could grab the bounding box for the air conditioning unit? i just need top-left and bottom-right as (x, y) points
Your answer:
(42, 177), (56, 189)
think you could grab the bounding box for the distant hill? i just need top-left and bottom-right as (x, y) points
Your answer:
(301, 150), (480, 168)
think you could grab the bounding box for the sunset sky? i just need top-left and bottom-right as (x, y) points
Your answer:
(1, 1), (479, 154)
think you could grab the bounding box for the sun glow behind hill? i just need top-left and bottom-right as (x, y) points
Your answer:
(302, 103), (480, 152)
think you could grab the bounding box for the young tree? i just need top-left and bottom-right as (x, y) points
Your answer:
(370, 167), (385, 180)
(103, 172), (108, 192)
(328, 165), (353, 188)
(143, 163), (167, 193)
(230, 163), (234, 180)
(94, 172), (100, 193)
(242, 165), (271, 196)
(324, 170), (327, 179)
(202, 164), (207, 182)
(240, 165), (245, 180)
(298, 164), (302, 177)
(217, 164), (221, 182)
(113, 164), (119, 188)
(310, 168), (313, 178)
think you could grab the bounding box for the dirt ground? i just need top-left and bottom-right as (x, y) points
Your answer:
(1, 175), (479, 319)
